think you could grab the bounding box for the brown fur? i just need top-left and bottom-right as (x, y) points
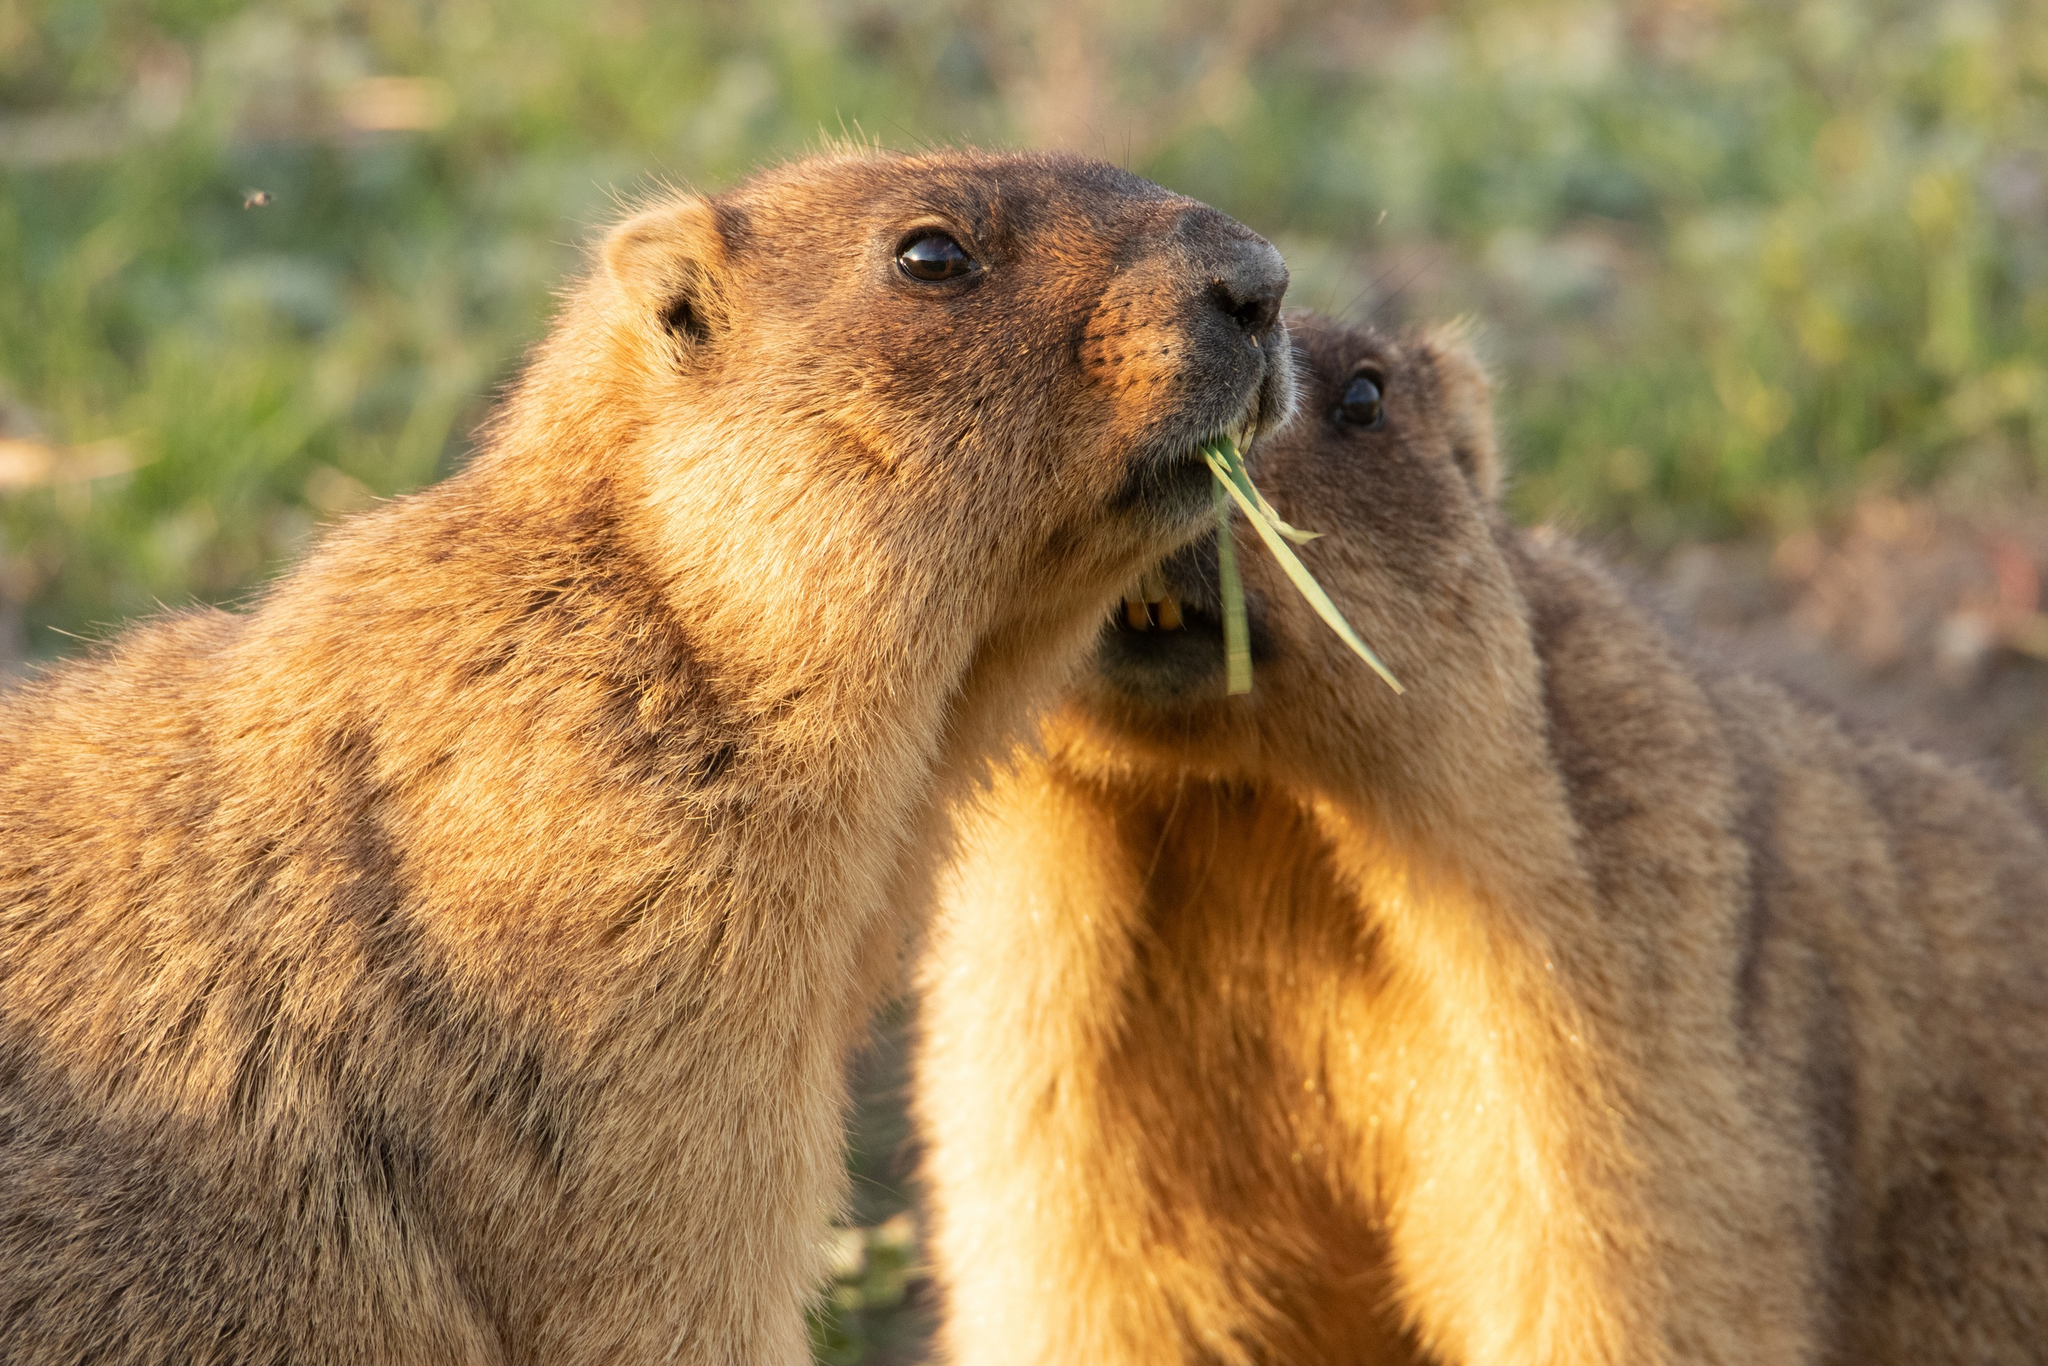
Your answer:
(914, 312), (2048, 1365)
(0, 149), (1299, 1364)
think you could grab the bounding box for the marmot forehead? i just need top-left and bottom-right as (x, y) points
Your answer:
(717, 148), (1185, 241)
(701, 149), (1220, 293)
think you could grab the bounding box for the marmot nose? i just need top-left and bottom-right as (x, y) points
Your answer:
(1179, 207), (1289, 339)
(1207, 255), (1287, 339)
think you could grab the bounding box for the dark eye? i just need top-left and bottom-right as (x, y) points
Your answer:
(897, 232), (978, 282)
(1335, 372), (1386, 429)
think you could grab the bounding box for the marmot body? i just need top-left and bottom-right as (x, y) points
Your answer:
(0, 150), (1296, 1364)
(916, 312), (2048, 1365)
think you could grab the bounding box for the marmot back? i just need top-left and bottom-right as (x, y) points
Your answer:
(916, 311), (2048, 1365)
(0, 149), (1298, 1365)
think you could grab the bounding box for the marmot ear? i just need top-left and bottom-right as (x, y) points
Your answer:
(1422, 323), (1503, 502)
(603, 195), (731, 347)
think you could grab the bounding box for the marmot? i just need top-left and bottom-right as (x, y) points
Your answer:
(0, 150), (1297, 1365)
(915, 311), (2048, 1365)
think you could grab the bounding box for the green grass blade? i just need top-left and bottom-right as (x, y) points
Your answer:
(1202, 438), (1321, 544)
(1215, 476), (1253, 694)
(1204, 449), (1405, 695)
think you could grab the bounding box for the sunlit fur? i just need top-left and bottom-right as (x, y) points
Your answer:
(0, 150), (1296, 1364)
(916, 312), (2048, 1365)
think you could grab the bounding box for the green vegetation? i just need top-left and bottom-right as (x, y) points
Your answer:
(6, 1), (2048, 662)
(6, 0), (2048, 1356)
(1204, 434), (1403, 695)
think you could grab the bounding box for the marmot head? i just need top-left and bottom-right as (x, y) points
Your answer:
(517, 149), (1297, 701)
(1068, 310), (1527, 791)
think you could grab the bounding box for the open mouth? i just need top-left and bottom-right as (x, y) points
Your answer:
(1096, 400), (1269, 700)
(1094, 535), (1266, 702)
(1119, 563), (1208, 636)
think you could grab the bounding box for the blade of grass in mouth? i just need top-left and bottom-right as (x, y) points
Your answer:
(1209, 443), (1319, 546)
(1214, 475), (1253, 694)
(1200, 438), (1405, 696)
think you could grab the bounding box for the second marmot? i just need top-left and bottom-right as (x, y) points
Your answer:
(918, 312), (2048, 1366)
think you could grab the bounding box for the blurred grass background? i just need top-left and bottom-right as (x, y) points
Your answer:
(7, 0), (2048, 1358)
(10, 0), (2048, 664)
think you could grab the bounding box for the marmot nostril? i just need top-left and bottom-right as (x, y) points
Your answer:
(1208, 278), (1284, 337)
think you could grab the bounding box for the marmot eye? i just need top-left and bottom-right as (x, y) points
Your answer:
(1336, 373), (1386, 429)
(897, 232), (978, 282)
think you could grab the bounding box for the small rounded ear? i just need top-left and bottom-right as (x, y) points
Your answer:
(1422, 321), (1503, 502)
(602, 195), (730, 346)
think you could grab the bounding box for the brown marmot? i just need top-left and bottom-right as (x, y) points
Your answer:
(0, 150), (1297, 1365)
(915, 311), (2048, 1365)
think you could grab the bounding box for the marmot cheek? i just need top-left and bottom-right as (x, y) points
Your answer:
(1255, 331), (1301, 437)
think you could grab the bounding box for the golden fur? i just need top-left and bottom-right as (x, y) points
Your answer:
(0, 149), (1298, 1364)
(915, 312), (2048, 1365)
